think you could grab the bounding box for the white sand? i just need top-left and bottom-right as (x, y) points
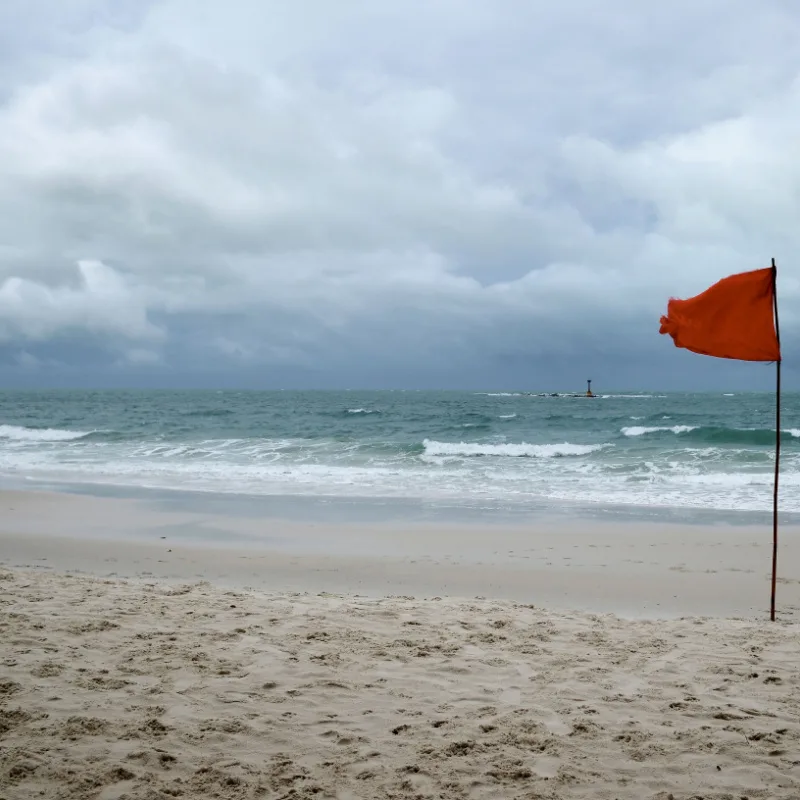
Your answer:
(2, 489), (800, 798)
(1, 567), (800, 799)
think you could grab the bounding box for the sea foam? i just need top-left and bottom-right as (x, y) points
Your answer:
(422, 439), (606, 458)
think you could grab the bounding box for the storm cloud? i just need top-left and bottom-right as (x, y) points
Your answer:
(0, 0), (798, 389)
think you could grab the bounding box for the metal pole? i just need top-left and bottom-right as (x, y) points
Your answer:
(771, 258), (781, 621)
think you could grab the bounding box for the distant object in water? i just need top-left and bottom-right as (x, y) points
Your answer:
(531, 385), (597, 398)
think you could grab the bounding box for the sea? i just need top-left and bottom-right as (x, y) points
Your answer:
(0, 390), (796, 522)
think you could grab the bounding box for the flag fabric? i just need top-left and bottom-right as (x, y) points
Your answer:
(659, 267), (780, 362)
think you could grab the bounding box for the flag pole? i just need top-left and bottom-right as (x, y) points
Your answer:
(771, 257), (781, 622)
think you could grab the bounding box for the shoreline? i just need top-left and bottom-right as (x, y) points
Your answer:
(5, 474), (799, 528)
(2, 488), (799, 619)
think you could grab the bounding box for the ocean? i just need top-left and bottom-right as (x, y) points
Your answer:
(0, 389), (796, 519)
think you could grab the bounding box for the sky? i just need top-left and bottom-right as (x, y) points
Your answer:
(0, 0), (799, 391)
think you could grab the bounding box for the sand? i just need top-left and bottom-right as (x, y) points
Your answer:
(1, 567), (800, 799)
(1, 488), (800, 798)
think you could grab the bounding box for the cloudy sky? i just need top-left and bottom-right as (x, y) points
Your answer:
(0, 0), (798, 390)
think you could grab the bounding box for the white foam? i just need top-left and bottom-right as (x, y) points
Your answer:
(541, 472), (800, 514)
(0, 424), (88, 442)
(621, 425), (697, 437)
(498, 414), (517, 419)
(422, 439), (607, 458)
(347, 408), (378, 414)
(621, 426), (800, 438)
(736, 427), (800, 437)
(2, 418), (799, 515)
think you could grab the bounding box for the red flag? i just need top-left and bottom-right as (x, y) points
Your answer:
(659, 267), (780, 362)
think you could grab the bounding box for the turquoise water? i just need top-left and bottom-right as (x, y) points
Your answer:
(0, 390), (795, 515)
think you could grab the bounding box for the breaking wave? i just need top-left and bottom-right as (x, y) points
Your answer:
(621, 425), (800, 446)
(0, 424), (90, 442)
(621, 425), (698, 437)
(422, 439), (607, 458)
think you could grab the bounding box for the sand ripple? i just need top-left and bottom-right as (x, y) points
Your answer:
(1, 569), (799, 799)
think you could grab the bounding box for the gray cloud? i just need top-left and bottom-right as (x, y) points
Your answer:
(0, 0), (798, 388)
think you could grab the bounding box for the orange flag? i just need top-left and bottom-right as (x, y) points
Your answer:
(659, 267), (780, 362)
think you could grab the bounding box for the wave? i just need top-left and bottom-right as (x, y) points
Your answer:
(0, 424), (90, 442)
(422, 439), (607, 458)
(622, 425), (698, 437)
(621, 425), (800, 446)
(498, 413), (517, 419)
(346, 408), (379, 415)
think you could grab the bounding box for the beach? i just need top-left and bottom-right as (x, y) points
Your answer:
(3, 0), (799, 788)
(2, 490), (800, 799)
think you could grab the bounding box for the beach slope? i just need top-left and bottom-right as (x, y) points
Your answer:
(1, 568), (799, 799)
